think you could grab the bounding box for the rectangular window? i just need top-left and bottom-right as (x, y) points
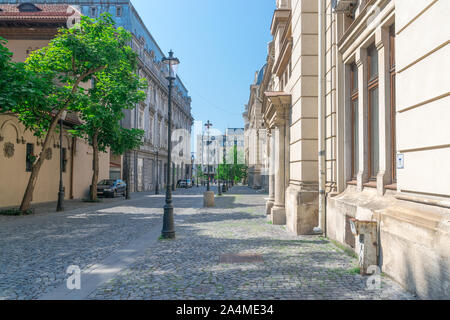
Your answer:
(26, 143), (34, 172)
(389, 24), (397, 182)
(368, 45), (378, 81)
(352, 99), (359, 179)
(62, 148), (67, 173)
(350, 62), (359, 180)
(116, 6), (122, 17)
(90, 7), (97, 17)
(367, 44), (379, 180)
(369, 86), (379, 178)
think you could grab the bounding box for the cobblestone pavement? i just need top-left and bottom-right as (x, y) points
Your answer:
(88, 186), (417, 300)
(0, 191), (166, 300)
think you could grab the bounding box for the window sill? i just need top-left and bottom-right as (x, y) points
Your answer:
(363, 181), (377, 188)
(347, 180), (357, 186)
(385, 183), (397, 191)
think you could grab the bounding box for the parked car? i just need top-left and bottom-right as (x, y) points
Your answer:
(97, 179), (126, 198)
(177, 179), (192, 188)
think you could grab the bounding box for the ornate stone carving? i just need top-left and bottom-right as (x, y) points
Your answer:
(3, 142), (15, 158)
(44, 148), (52, 160)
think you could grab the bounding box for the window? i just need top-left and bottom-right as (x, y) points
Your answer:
(116, 6), (122, 17)
(18, 3), (41, 12)
(367, 44), (379, 180)
(139, 109), (144, 130)
(389, 25), (397, 182)
(350, 62), (359, 180)
(90, 7), (97, 17)
(62, 148), (67, 173)
(26, 143), (34, 172)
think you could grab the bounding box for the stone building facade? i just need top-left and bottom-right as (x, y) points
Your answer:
(71, 0), (194, 192)
(323, 0), (449, 300)
(196, 128), (245, 180)
(243, 66), (268, 190)
(255, 0), (449, 299)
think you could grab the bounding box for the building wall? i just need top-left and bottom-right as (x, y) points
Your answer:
(395, 0), (450, 197)
(0, 115), (109, 207)
(324, 0), (449, 299)
(284, 0), (319, 235)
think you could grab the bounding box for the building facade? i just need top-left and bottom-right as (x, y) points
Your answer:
(73, 0), (194, 193)
(255, 0), (449, 299)
(0, 3), (110, 207)
(243, 66), (268, 190)
(196, 128), (245, 181)
(323, 0), (449, 300)
(1, 0), (195, 193)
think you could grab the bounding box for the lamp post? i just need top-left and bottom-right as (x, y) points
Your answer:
(205, 120), (213, 192)
(191, 154), (194, 187)
(161, 50), (179, 239)
(56, 111), (67, 212)
(155, 149), (159, 195)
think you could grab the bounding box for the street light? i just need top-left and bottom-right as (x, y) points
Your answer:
(56, 110), (67, 212)
(161, 50), (179, 240)
(205, 120), (213, 192)
(191, 154), (195, 187)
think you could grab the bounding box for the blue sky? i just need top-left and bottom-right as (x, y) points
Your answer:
(131, 0), (275, 135)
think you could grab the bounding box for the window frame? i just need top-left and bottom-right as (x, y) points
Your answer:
(367, 44), (379, 181)
(350, 62), (359, 180)
(389, 24), (397, 183)
(26, 143), (34, 172)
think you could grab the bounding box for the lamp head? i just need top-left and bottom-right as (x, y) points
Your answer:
(162, 50), (180, 80)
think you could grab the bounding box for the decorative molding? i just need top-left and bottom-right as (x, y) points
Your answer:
(44, 148), (52, 160)
(3, 142), (14, 158)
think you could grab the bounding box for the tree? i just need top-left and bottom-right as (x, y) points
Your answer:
(74, 57), (147, 200)
(2, 14), (139, 212)
(0, 37), (53, 115)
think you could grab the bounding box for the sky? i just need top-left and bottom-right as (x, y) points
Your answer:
(131, 0), (275, 137)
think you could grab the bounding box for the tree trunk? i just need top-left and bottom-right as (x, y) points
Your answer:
(90, 132), (99, 201)
(19, 110), (64, 212)
(19, 68), (105, 212)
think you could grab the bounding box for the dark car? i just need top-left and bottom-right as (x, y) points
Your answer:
(97, 179), (126, 198)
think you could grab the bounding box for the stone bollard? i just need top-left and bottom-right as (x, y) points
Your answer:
(350, 219), (378, 274)
(203, 191), (215, 207)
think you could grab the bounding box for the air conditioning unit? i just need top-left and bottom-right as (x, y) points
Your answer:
(331, 0), (357, 12)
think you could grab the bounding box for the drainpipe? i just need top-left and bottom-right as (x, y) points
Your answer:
(314, 0), (327, 235)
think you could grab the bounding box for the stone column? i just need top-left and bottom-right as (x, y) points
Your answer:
(271, 124), (286, 225)
(266, 129), (275, 215)
(356, 47), (369, 192)
(375, 27), (392, 195)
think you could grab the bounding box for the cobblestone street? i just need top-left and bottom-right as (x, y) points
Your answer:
(90, 186), (415, 300)
(0, 186), (417, 300)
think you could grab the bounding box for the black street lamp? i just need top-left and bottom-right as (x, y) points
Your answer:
(191, 154), (195, 187)
(205, 120), (213, 192)
(161, 50), (179, 240)
(155, 149), (159, 195)
(56, 111), (67, 212)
